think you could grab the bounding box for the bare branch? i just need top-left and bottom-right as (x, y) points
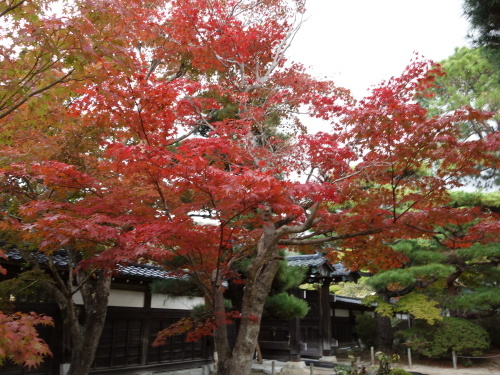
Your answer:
(278, 228), (382, 246)
(0, 0), (27, 17)
(0, 69), (74, 120)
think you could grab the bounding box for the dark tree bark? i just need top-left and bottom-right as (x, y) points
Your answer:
(376, 294), (394, 352)
(67, 269), (111, 375)
(20, 248), (111, 375)
(376, 315), (394, 353)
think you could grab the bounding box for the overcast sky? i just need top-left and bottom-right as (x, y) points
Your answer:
(288, 0), (470, 98)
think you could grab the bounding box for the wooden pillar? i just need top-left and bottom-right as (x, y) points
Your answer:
(141, 289), (152, 365)
(289, 316), (301, 362)
(320, 281), (332, 356)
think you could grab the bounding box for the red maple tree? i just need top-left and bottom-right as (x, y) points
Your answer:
(1, 1), (498, 374)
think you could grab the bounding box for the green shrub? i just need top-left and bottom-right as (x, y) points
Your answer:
(190, 300), (232, 319)
(264, 293), (309, 319)
(151, 278), (202, 297)
(476, 315), (500, 348)
(402, 317), (490, 359)
(333, 364), (353, 375)
(389, 369), (412, 375)
(355, 313), (378, 347)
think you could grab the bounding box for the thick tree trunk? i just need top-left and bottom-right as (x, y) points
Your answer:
(376, 294), (393, 352)
(67, 270), (111, 375)
(376, 315), (394, 353)
(218, 258), (280, 375)
(446, 270), (462, 317)
(20, 250), (110, 374)
(213, 203), (319, 375)
(214, 221), (281, 375)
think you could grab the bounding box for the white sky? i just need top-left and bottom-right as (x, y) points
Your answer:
(288, 0), (470, 98)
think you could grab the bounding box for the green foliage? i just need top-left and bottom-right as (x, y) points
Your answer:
(406, 264), (455, 279)
(375, 352), (400, 375)
(364, 294), (442, 324)
(190, 300), (233, 320)
(0, 270), (53, 310)
(151, 278), (203, 297)
(392, 239), (447, 264)
(401, 317), (490, 359)
(388, 369), (412, 375)
(476, 315), (500, 347)
(419, 47), (500, 187)
(365, 269), (415, 292)
(423, 47), (500, 128)
(452, 286), (500, 312)
(355, 314), (378, 347)
(190, 303), (210, 319)
(271, 262), (308, 293)
(329, 277), (374, 298)
(264, 293), (309, 320)
(392, 294), (442, 323)
(369, 234), (500, 321)
(333, 364), (354, 375)
(463, 1), (500, 47)
(457, 242), (500, 259)
(449, 191), (500, 210)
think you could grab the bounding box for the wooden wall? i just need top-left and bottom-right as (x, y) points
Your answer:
(3, 304), (212, 375)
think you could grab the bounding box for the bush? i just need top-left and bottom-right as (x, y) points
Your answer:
(476, 315), (500, 348)
(389, 369), (412, 375)
(355, 313), (378, 347)
(332, 364), (353, 375)
(264, 293), (309, 319)
(402, 317), (490, 359)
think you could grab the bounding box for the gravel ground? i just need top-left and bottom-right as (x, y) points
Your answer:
(250, 352), (500, 375)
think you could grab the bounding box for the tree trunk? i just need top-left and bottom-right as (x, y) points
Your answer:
(218, 258), (280, 375)
(375, 294), (393, 352)
(67, 270), (111, 375)
(214, 221), (281, 375)
(376, 315), (393, 353)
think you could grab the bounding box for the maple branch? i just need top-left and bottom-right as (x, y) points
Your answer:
(323, 162), (391, 185)
(164, 62), (187, 83)
(251, 10), (303, 89)
(71, 268), (99, 297)
(166, 123), (204, 146)
(278, 228), (383, 246)
(0, 0), (27, 18)
(305, 166), (316, 183)
(12, 279), (40, 295)
(0, 69), (74, 120)
(149, 171), (172, 218)
(275, 200), (315, 228)
(47, 255), (72, 298)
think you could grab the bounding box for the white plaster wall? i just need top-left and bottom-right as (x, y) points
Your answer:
(108, 289), (144, 307)
(151, 294), (204, 310)
(71, 289), (145, 308)
(334, 308), (350, 318)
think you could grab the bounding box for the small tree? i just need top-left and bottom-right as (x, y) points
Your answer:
(355, 314), (378, 348)
(401, 317), (490, 359)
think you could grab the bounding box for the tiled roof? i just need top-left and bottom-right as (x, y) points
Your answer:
(6, 250), (70, 268)
(286, 253), (326, 268)
(118, 264), (169, 280)
(286, 253), (352, 277)
(4, 249), (356, 281)
(4, 249), (169, 281)
(331, 263), (351, 276)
